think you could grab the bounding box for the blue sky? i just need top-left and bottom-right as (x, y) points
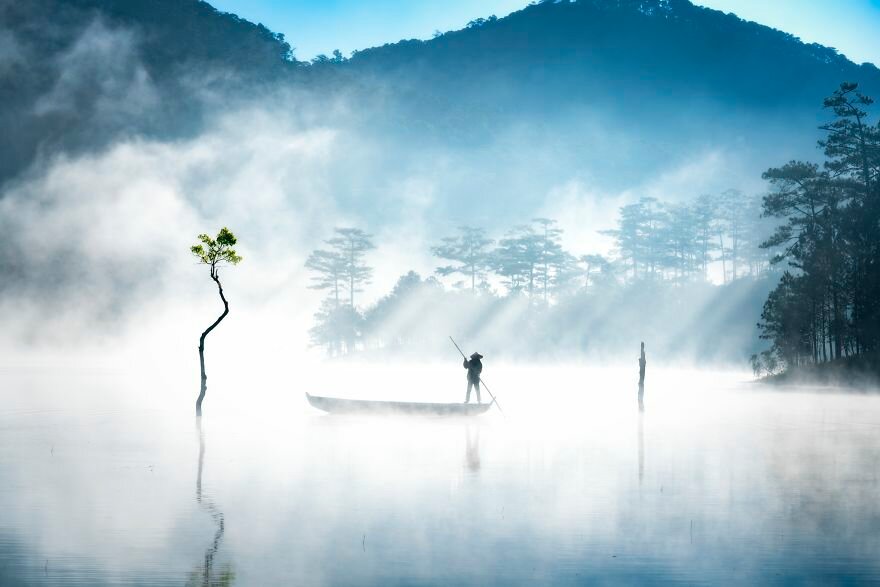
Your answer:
(209, 0), (880, 65)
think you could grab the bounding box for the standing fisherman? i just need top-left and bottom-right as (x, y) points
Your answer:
(463, 352), (483, 404)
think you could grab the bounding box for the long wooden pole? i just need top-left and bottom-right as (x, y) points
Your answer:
(449, 336), (504, 415)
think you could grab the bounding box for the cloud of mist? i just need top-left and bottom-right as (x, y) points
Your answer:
(34, 19), (158, 122)
(0, 15), (792, 369)
(0, 27), (22, 73)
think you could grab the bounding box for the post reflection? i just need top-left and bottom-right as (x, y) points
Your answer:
(188, 418), (234, 587)
(638, 411), (645, 487)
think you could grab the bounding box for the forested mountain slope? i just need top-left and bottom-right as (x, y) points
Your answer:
(0, 0), (296, 183)
(348, 0), (880, 116)
(2, 0), (879, 192)
(334, 0), (880, 185)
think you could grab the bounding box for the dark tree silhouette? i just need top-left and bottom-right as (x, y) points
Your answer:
(820, 83), (878, 197)
(820, 83), (880, 352)
(190, 228), (242, 416)
(757, 82), (880, 371)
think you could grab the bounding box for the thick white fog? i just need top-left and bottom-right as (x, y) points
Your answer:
(4, 363), (880, 585)
(3, 5), (880, 585)
(0, 75), (773, 370)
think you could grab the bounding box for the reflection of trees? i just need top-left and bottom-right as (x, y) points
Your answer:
(187, 418), (234, 587)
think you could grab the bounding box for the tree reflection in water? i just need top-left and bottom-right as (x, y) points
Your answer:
(187, 418), (234, 587)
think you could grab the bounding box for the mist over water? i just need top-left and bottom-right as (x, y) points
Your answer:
(3, 1), (880, 584)
(2, 363), (879, 585)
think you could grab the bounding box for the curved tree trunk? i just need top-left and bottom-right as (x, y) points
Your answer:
(197, 270), (229, 416)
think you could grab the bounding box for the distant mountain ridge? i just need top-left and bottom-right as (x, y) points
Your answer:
(342, 0), (880, 123)
(1, 0), (879, 187)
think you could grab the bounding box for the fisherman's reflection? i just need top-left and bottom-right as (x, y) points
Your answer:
(188, 418), (235, 587)
(465, 424), (481, 473)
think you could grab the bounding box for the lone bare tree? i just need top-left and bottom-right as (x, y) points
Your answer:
(191, 227), (242, 416)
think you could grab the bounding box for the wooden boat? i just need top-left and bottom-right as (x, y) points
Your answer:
(305, 393), (492, 416)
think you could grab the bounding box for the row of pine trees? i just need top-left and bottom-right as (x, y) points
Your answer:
(755, 83), (880, 371)
(305, 82), (880, 371)
(304, 195), (777, 355)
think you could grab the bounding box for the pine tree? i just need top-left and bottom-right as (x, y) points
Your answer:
(431, 226), (494, 292)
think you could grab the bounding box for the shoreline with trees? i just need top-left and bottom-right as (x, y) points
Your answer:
(303, 82), (879, 387)
(760, 351), (880, 389)
(754, 83), (880, 383)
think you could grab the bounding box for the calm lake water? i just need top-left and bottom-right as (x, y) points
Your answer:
(1, 364), (879, 585)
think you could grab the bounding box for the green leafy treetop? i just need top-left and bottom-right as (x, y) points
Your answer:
(190, 227), (243, 278)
